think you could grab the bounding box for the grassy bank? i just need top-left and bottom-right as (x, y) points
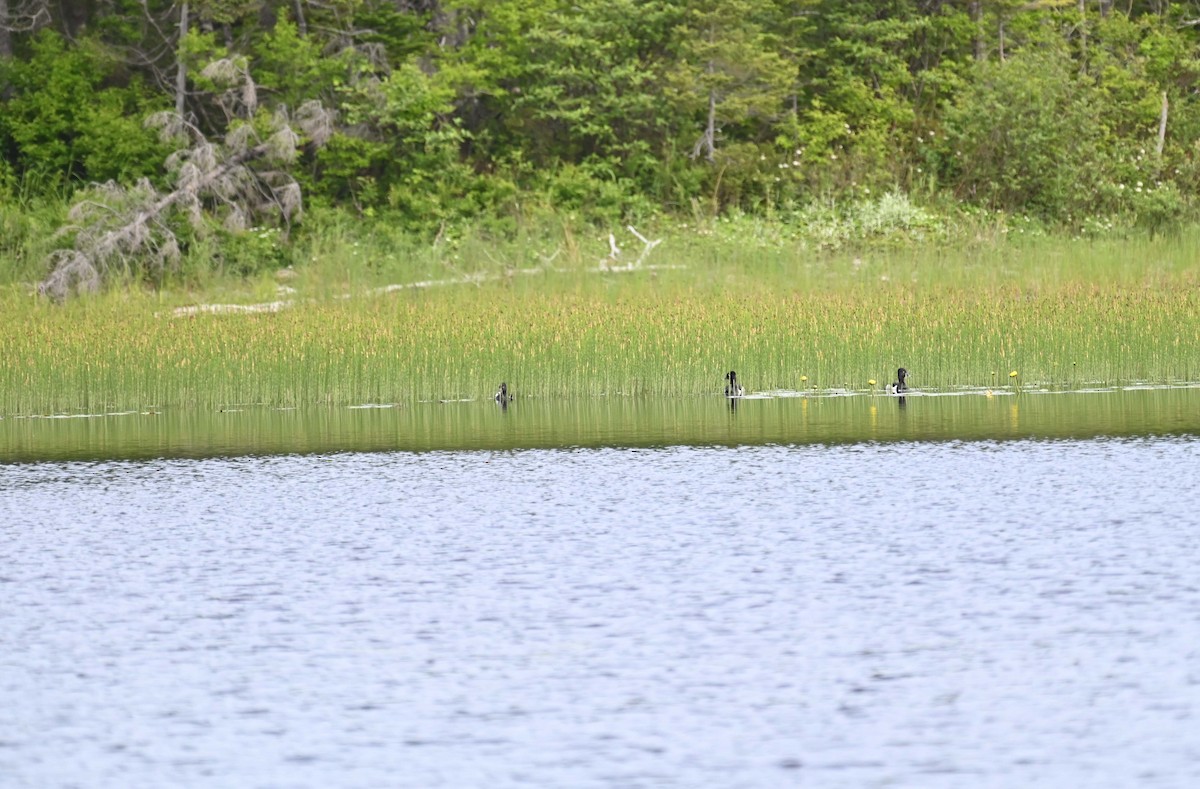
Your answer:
(3, 226), (1199, 414)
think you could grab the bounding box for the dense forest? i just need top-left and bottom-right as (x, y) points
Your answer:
(3, 1), (1200, 292)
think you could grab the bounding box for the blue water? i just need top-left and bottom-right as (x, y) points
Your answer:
(3, 430), (1200, 787)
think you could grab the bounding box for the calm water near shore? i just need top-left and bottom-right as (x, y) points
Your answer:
(3, 385), (1199, 460)
(3, 388), (1200, 787)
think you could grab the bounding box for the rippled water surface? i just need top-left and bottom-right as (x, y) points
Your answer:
(3, 390), (1200, 787)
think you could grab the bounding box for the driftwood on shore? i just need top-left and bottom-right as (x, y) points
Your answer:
(167, 226), (680, 318)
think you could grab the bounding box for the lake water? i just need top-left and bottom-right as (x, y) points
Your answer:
(3, 388), (1200, 787)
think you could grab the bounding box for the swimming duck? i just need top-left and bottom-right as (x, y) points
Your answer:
(494, 382), (510, 404)
(887, 368), (908, 394)
(724, 370), (745, 397)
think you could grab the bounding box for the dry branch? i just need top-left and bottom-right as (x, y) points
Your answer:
(599, 225), (663, 270)
(40, 100), (334, 301)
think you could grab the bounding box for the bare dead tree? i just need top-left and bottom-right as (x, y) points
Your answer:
(39, 61), (334, 300)
(0, 0), (52, 59)
(107, 2), (193, 126)
(1157, 90), (1168, 156)
(0, 0), (10, 60)
(175, 1), (188, 116)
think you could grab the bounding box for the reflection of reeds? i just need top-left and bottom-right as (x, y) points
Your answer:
(4, 389), (1200, 462)
(3, 235), (1199, 414)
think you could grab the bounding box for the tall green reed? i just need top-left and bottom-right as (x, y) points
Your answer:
(2, 232), (1198, 414)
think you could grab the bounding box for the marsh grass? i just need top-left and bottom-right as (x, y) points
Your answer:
(3, 227), (1199, 415)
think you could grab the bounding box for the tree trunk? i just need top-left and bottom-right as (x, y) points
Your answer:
(175, 2), (188, 117)
(691, 61), (717, 162)
(1078, 0), (1087, 71)
(0, 0), (11, 60)
(55, 0), (88, 38)
(970, 1), (984, 61)
(1157, 91), (1168, 156)
(293, 0), (306, 36)
(703, 87), (716, 162)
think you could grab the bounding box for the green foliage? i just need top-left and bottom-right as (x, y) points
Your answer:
(355, 5), (438, 64)
(2, 32), (169, 186)
(1130, 181), (1188, 237)
(787, 2), (969, 187)
(0, 195), (71, 284)
(509, 1), (675, 167)
(252, 19), (352, 108)
(666, 0), (791, 141)
(216, 226), (292, 276)
(532, 162), (656, 224)
(78, 82), (176, 185)
(941, 45), (1107, 220)
(309, 133), (389, 210)
(315, 62), (482, 232)
(778, 191), (946, 250)
(194, 0), (260, 26)
(2, 32), (96, 180)
(7, 0), (1200, 290)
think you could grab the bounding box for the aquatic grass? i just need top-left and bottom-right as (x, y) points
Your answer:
(2, 233), (1199, 414)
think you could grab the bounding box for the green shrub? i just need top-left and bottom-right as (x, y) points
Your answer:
(941, 44), (1107, 221)
(3, 31), (169, 186)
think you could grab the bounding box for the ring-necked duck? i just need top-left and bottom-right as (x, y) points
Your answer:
(887, 368), (908, 394)
(724, 370), (745, 397)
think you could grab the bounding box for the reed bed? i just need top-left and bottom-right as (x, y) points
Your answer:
(3, 234), (1199, 414)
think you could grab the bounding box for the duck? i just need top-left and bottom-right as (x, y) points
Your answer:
(887, 368), (908, 394)
(494, 382), (510, 404)
(724, 370), (745, 397)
